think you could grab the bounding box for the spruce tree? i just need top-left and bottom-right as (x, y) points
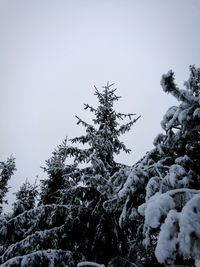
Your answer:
(0, 83), (139, 266)
(0, 156), (16, 213)
(0, 156), (16, 259)
(12, 179), (38, 217)
(132, 66), (200, 266)
(112, 66), (200, 267)
(40, 82), (140, 264)
(70, 82), (139, 175)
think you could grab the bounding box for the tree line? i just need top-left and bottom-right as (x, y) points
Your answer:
(0, 66), (200, 267)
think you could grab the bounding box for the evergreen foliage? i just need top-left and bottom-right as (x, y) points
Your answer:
(136, 66), (200, 266)
(0, 156), (16, 213)
(106, 66), (200, 266)
(12, 179), (38, 217)
(1, 67), (200, 266)
(0, 83), (139, 266)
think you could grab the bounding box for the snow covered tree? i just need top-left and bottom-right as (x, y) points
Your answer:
(70, 82), (140, 174)
(0, 83), (140, 266)
(39, 82), (140, 210)
(40, 138), (79, 205)
(4, 68), (200, 266)
(40, 82), (140, 264)
(0, 156), (16, 259)
(137, 66), (200, 266)
(109, 66), (200, 267)
(104, 152), (152, 267)
(12, 179), (38, 217)
(0, 156), (16, 213)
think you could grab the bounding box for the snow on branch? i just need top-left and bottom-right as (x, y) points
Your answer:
(0, 249), (76, 267)
(77, 261), (105, 267)
(4, 204), (71, 245)
(2, 225), (65, 262)
(155, 193), (200, 265)
(116, 112), (136, 120)
(70, 135), (90, 145)
(117, 116), (141, 135)
(84, 103), (97, 113)
(75, 116), (94, 129)
(139, 189), (200, 230)
(179, 194), (200, 259)
(161, 70), (199, 104)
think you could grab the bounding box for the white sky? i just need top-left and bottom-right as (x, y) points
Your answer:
(1, 0), (200, 210)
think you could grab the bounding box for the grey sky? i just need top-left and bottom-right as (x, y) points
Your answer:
(1, 0), (200, 210)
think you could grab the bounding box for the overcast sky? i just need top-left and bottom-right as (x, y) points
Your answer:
(1, 0), (200, 210)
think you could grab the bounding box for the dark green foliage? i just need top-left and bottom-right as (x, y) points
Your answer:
(0, 156), (16, 213)
(3, 66), (200, 266)
(136, 66), (200, 266)
(13, 179), (38, 217)
(1, 250), (79, 267)
(1, 83), (139, 266)
(39, 83), (139, 265)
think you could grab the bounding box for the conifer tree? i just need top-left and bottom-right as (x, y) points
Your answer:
(70, 82), (140, 174)
(0, 83), (139, 267)
(40, 138), (78, 205)
(40, 82), (140, 208)
(40, 82), (140, 264)
(0, 156), (16, 213)
(12, 179), (38, 217)
(120, 66), (200, 267)
(110, 66), (200, 267)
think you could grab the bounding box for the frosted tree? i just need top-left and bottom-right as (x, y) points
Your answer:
(39, 82), (140, 212)
(40, 138), (79, 205)
(12, 179), (38, 217)
(0, 156), (16, 259)
(0, 83), (139, 266)
(0, 156), (16, 213)
(70, 82), (140, 181)
(41, 82), (140, 264)
(137, 66), (200, 266)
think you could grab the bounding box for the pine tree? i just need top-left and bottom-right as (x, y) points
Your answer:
(70, 82), (140, 175)
(136, 66), (200, 266)
(0, 156), (16, 213)
(0, 156), (16, 259)
(12, 179), (38, 217)
(40, 82), (140, 264)
(0, 83), (139, 266)
(39, 82), (141, 211)
(110, 66), (200, 267)
(40, 138), (79, 205)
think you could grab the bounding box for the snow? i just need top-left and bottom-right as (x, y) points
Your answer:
(1, 68), (200, 266)
(178, 107), (190, 125)
(160, 70), (174, 93)
(168, 164), (186, 187)
(175, 155), (191, 165)
(0, 216), (7, 237)
(155, 210), (179, 265)
(2, 225), (64, 262)
(77, 261), (105, 267)
(118, 165), (146, 199)
(119, 196), (129, 227)
(193, 107), (200, 118)
(0, 249), (75, 267)
(159, 165), (190, 194)
(153, 133), (165, 146)
(196, 260), (200, 267)
(140, 192), (175, 229)
(0, 204), (74, 264)
(161, 106), (178, 130)
(155, 194), (200, 265)
(179, 194), (200, 259)
(145, 176), (161, 200)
